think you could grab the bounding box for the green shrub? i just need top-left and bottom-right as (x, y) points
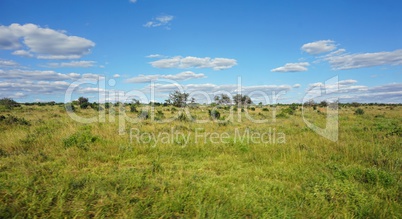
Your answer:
(0, 114), (30, 126)
(282, 107), (295, 115)
(276, 112), (288, 118)
(0, 98), (20, 109)
(80, 102), (90, 109)
(262, 108), (269, 111)
(178, 112), (192, 122)
(355, 108), (364, 115)
(63, 126), (99, 151)
(130, 105), (138, 112)
(138, 111), (149, 119)
(208, 109), (221, 120)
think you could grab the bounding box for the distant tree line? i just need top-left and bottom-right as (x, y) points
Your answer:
(0, 96), (401, 113)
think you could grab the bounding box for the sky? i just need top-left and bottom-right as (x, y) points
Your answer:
(0, 0), (402, 104)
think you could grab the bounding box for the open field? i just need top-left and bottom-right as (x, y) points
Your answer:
(0, 104), (401, 218)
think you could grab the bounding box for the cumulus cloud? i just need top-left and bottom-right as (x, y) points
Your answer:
(44, 61), (96, 68)
(304, 79), (402, 103)
(144, 15), (174, 28)
(323, 49), (402, 70)
(301, 40), (336, 55)
(150, 56), (237, 70)
(12, 50), (33, 58)
(0, 69), (104, 82)
(307, 79), (367, 94)
(340, 83), (402, 103)
(0, 67), (106, 100)
(126, 71), (206, 83)
(146, 83), (291, 96)
(0, 59), (18, 67)
(0, 80), (71, 96)
(271, 62), (310, 72)
(0, 23), (95, 59)
(293, 84), (301, 88)
(0, 69), (80, 81)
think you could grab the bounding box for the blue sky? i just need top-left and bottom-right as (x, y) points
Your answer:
(0, 0), (402, 103)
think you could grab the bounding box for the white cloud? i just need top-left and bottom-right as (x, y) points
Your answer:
(78, 87), (107, 93)
(45, 61), (96, 68)
(145, 83), (291, 97)
(323, 49), (402, 70)
(301, 40), (336, 55)
(0, 69), (104, 82)
(0, 69), (80, 81)
(0, 59), (18, 67)
(0, 80), (72, 96)
(340, 83), (402, 103)
(12, 50), (33, 58)
(338, 79), (357, 85)
(271, 62), (309, 72)
(146, 54), (164, 58)
(129, 0), (137, 3)
(150, 56), (237, 70)
(0, 23), (95, 59)
(293, 84), (301, 88)
(126, 71), (206, 83)
(113, 74), (120, 78)
(144, 15), (174, 28)
(302, 79), (402, 103)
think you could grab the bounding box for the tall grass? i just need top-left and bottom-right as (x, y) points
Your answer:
(0, 104), (401, 218)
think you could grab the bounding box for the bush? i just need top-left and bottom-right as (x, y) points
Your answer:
(250, 107), (256, 111)
(138, 111), (149, 119)
(0, 98), (20, 109)
(282, 107), (295, 115)
(0, 114), (30, 126)
(355, 108), (365, 115)
(154, 110), (165, 121)
(262, 108), (269, 112)
(178, 112), (192, 122)
(63, 126), (99, 151)
(276, 112), (288, 118)
(80, 102), (90, 109)
(65, 103), (75, 112)
(208, 109), (221, 120)
(289, 104), (298, 110)
(130, 105), (138, 112)
(351, 102), (360, 107)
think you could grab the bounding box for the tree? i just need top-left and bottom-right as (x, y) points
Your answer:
(169, 91), (189, 107)
(78, 97), (89, 109)
(214, 94), (231, 105)
(304, 100), (316, 107)
(233, 94), (252, 106)
(320, 101), (328, 107)
(0, 98), (20, 109)
(132, 98), (140, 106)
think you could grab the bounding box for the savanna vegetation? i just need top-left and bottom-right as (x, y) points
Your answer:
(0, 96), (401, 218)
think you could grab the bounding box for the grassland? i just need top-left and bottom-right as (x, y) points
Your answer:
(0, 104), (401, 218)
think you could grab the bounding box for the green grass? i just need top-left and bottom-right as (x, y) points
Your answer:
(0, 104), (401, 218)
